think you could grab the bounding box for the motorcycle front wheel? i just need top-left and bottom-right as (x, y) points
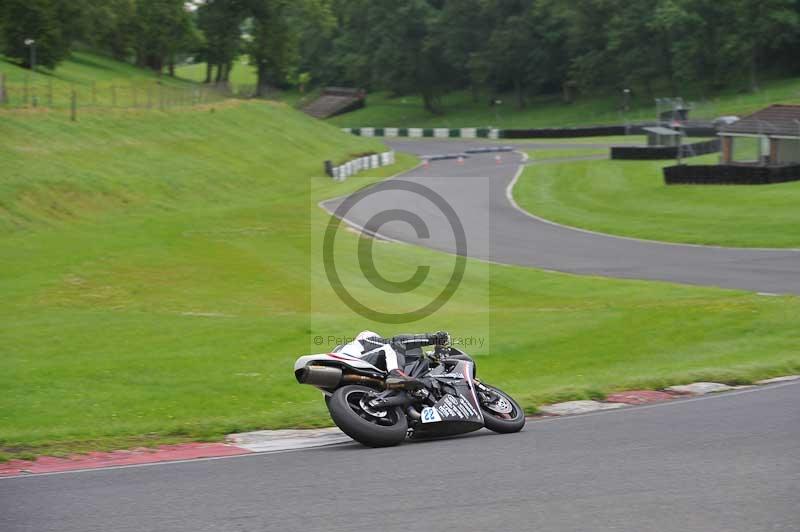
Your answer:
(477, 382), (526, 433)
(327, 385), (408, 447)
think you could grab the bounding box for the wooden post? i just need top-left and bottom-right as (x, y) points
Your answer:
(721, 136), (733, 164)
(70, 90), (77, 121)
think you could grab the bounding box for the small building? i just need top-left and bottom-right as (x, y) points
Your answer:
(719, 104), (800, 166)
(656, 97), (690, 123)
(643, 126), (682, 147)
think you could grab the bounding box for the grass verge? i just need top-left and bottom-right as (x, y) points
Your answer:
(1, 100), (798, 461)
(513, 153), (800, 248)
(329, 78), (800, 128)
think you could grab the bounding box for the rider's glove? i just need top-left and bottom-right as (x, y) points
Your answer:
(432, 331), (450, 346)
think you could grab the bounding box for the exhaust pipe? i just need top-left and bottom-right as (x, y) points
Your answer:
(296, 366), (342, 388)
(342, 374), (384, 387)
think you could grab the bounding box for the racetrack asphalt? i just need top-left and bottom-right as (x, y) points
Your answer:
(2, 381), (798, 532)
(322, 139), (800, 295)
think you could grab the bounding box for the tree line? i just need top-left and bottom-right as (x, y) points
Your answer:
(2, 0), (800, 110)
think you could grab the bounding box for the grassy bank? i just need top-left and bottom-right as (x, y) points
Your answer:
(329, 77), (800, 128)
(2, 100), (799, 460)
(513, 153), (800, 248)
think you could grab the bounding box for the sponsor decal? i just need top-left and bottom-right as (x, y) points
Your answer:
(432, 372), (465, 380)
(434, 394), (479, 420)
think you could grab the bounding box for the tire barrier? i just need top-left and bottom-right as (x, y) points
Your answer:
(343, 123), (719, 140)
(325, 151), (395, 181)
(611, 139), (721, 160)
(663, 163), (800, 185)
(343, 127), (500, 140)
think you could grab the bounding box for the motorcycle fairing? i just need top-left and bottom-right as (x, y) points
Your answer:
(413, 359), (484, 438)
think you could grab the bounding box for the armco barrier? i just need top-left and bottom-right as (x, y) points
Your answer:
(663, 163), (800, 185)
(611, 139), (720, 160)
(500, 125), (627, 138)
(324, 151), (395, 181)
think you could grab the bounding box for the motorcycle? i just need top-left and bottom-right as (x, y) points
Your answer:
(294, 332), (525, 447)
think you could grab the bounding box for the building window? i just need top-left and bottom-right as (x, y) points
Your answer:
(731, 136), (763, 163)
(775, 139), (800, 164)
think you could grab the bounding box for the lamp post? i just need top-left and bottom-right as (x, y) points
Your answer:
(24, 38), (36, 71)
(493, 99), (503, 126)
(622, 88), (631, 132)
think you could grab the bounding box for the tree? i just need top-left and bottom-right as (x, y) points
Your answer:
(133, 0), (193, 73)
(436, 0), (492, 102)
(485, 0), (537, 108)
(84, 0), (138, 61)
(197, 0), (247, 83)
(247, 0), (298, 95)
(0, 0), (71, 69)
(365, 0), (452, 113)
(728, 0), (800, 91)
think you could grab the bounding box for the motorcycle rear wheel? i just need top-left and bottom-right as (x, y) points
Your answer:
(477, 383), (526, 433)
(327, 385), (408, 447)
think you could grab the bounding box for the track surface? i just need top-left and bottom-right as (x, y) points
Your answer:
(323, 139), (800, 294)
(2, 382), (798, 532)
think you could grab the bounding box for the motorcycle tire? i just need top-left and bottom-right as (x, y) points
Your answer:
(478, 383), (526, 434)
(327, 385), (408, 447)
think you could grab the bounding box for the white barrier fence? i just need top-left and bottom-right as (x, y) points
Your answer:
(325, 151), (396, 181)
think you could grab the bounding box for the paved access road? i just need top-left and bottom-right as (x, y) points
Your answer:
(322, 139), (800, 294)
(2, 382), (798, 532)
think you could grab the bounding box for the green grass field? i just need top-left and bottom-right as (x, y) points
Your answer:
(1, 54), (799, 461)
(329, 77), (800, 128)
(528, 148), (609, 160)
(513, 153), (800, 248)
(2, 100), (799, 461)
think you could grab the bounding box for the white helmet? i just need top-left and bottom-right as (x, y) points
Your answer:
(355, 330), (380, 341)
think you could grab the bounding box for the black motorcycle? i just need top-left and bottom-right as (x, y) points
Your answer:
(294, 332), (525, 447)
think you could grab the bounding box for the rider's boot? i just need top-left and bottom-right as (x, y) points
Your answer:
(384, 369), (424, 390)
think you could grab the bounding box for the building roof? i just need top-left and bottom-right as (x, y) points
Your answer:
(643, 126), (681, 136)
(720, 104), (800, 137)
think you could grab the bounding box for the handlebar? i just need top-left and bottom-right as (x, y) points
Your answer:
(390, 331), (450, 347)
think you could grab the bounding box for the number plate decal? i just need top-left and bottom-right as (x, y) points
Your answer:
(420, 407), (442, 423)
